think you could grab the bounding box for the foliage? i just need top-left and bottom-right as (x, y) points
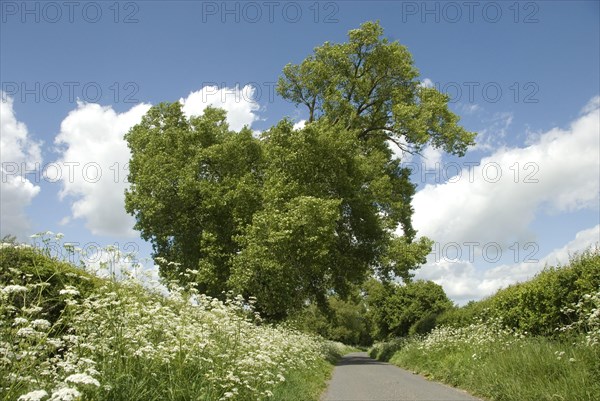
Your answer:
(288, 294), (372, 346)
(408, 313), (438, 336)
(437, 248), (600, 335)
(277, 21), (476, 156)
(125, 21), (473, 320)
(365, 279), (453, 340)
(0, 243), (342, 401)
(0, 241), (103, 326)
(382, 325), (600, 401)
(370, 250), (600, 401)
(124, 105), (263, 297)
(368, 337), (409, 362)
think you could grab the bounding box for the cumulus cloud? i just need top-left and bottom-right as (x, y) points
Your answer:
(0, 93), (42, 238)
(180, 85), (260, 131)
(421, 144), (443, 167)
(536, 224), (599, 267)
(420, 78), (434, 88)
(54, 102), (152, 237)
(293, 119), (306, 130)
(416, 224), (599, 304)
(54, 85), (261, 237)
(413, 97), (600, 246)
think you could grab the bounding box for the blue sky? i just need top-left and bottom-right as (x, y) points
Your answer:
(1, 0), (599, 303)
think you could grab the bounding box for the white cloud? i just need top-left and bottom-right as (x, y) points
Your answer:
(581, 95), (599, 115)
(416, 224), (599, 304)
(470, 111), (513, 152)
(416, 259), (483, 303)
(180, 85), (260, 131)
(0, 93), (42, 238)
(421, 144), (443, 167)
(536, 224), (599, 267)
(420, 78), (434, 88)
(54, 102), (151, 237)
(53, 85), (262, 237)
(293, 119), (306, 130)
(460, 103), (480, 114)
(413, 97), (600, 246)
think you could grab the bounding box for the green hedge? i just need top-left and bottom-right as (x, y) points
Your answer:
(437, 248), (600, 336)
(0, 246), (103, 326)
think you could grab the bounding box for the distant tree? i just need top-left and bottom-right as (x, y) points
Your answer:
(366, 279), (453, 339)
(388, 280), (453, 336)
(125, 21), (475, 320)
(288, 292), (373, 346)
(363, 278), (396, 340)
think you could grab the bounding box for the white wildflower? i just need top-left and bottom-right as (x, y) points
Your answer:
(18, 390), (48, 401)
(65, 373), (100, 387)
(23, 306), (43, 314)
(47, 338), (64, 348)
(17, 327), (38, 337)
(31, 319), (51, 330)
(48, 387), (80, 401)
(59, 287), (80, 297)
(2, 285), (28, 294)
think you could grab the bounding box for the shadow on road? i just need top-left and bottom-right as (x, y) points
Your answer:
(336, 353), (388, 366)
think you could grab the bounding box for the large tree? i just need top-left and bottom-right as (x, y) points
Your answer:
(125, 105), (263, 295)
(277, 21), (475, 156)
(125, 21), (475, 320)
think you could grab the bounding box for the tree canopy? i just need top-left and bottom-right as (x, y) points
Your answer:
(277, 21), (475, 156)
(125, 21), (475, 320)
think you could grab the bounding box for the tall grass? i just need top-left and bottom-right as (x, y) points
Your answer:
(370, 249), (600, 401)
(388, 325), (600, 401)
(0, 238), (341, 401)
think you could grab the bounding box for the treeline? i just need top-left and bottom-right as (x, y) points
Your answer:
(288, 279), (453, 346)
(293, 248), (599, 347)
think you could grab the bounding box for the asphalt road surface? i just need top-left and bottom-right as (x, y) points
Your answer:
(321, 352), (483, 401)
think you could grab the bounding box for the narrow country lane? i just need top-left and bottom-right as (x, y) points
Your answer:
(321, 352), (483, 401)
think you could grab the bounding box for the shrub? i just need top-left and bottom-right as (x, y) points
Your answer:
(369, 338), (409, 361)
(409, 313), (438, 336)
(435, 248), (600, 335)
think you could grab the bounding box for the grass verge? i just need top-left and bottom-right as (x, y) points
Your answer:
(270, 358), (334, 401)
(1, 241), (350, 401)
(388, 335), (600, 401)
(271, 342), (360, 401)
